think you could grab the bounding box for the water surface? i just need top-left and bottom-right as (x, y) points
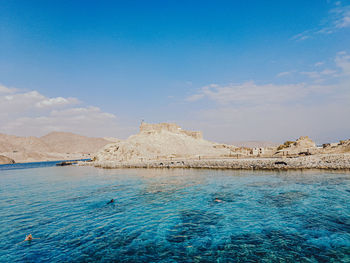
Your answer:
(1, 164), (350, 262)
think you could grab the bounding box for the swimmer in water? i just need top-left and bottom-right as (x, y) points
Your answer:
(214, 198), (223, 203)
(107, 199), (114, 204)
(25, 234), (33, 241)
(18, 234), (40, 244)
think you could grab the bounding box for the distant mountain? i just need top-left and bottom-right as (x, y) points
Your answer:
(40, 132), (112, 154)
(0, 132), (113, 163)
(229, 141), (278, 148)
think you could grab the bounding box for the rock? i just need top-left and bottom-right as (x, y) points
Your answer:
(275, 161), (287, 165)
(275, 136), (317, 156)
(321, 139), (350, 154)
(0, 155), (15, 164)
(294, 136), (316, 148)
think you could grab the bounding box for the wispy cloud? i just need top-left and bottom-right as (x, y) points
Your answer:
(315, 62), (325, 67)
(292, 2), (350, 41)
(187, 82), (308, 106)
(335, 50), (350, 75)
(185, 52), (350, 143)
(276, 71), (294, 78)
(333, 3), (350, 28)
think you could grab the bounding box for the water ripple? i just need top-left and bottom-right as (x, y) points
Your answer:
(1, 166), (350, 262)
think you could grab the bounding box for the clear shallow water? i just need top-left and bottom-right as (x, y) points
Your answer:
(1, 165), (350, 262)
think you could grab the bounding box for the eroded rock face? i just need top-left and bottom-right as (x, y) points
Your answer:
(94, 123), (234, 163)
(294, 136), (316, 148)
(321, 139), (350, 154)
(139, 122), (203, 139)
(275, 136), (317, 156)
(0, 155), (15, 164)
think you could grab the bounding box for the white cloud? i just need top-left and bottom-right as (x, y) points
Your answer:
(0, 84), (17, 94)
(35, 97), (79, 108)
(315, 62), (324, 67)
(335, 51), (350, 76)
(185, 52), (350, 143)
(2, 106), (119, 137)
(0, 85), (125, 137)
(276, 71), (293, 77)
(187, 81), (309, 106)
(300, 68), (338, 82)
(185, 102), (350, 143)
(333, 5), (350, 28)
(300, 71), (321, 79)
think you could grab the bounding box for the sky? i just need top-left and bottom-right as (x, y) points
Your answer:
(0, 0), (349, 143)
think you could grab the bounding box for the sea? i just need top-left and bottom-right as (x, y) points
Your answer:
(1, 162), (350, 262)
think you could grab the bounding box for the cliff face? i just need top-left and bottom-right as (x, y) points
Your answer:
(275, 136), (317, 156)
(321, 139), (350, 154)
(94, 123), (233, 163)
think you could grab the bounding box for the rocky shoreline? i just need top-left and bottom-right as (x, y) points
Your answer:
(80, 154), (350, 170)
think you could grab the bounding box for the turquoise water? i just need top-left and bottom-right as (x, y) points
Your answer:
(1, 165), (350, 262)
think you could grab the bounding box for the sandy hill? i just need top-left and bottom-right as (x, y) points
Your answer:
(0, 132), (113, 163)
(94, 122), (236, 163)
(40, 132), (113, 154)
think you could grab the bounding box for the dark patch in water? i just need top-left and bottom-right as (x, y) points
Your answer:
(71, 228), (350, 262)
(167, 209), (223, 244)
(262, 191), (309, 207)
(210, 229), (350, 262)
(302, 211), (350, 233)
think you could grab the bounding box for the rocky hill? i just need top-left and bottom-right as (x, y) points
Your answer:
(0, 132), (114, 163)
(321, 139), (350, 154)
(94, 122), (236, 163)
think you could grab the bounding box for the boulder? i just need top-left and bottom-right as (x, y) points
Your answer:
(275, 136), (317, 156)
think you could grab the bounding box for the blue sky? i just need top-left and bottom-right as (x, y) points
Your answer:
(0, 0), (349, 143)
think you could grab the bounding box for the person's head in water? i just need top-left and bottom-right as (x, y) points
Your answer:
(107, 199), (114, 204)
(214, 198), (223, 203)
(25, 234), (33, 241)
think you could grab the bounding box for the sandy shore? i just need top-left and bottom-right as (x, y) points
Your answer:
(80, 154), (350, 170)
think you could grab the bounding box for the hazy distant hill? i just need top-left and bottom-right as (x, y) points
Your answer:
(40, 132), (113, 154)
(229, 141), (278, 148)
(0, 132), (114, 163)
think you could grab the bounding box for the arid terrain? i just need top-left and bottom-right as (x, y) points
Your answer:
(87, 122), (350, 170)
(0, 132), (115, 163)
(2, 123), (349, 169)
